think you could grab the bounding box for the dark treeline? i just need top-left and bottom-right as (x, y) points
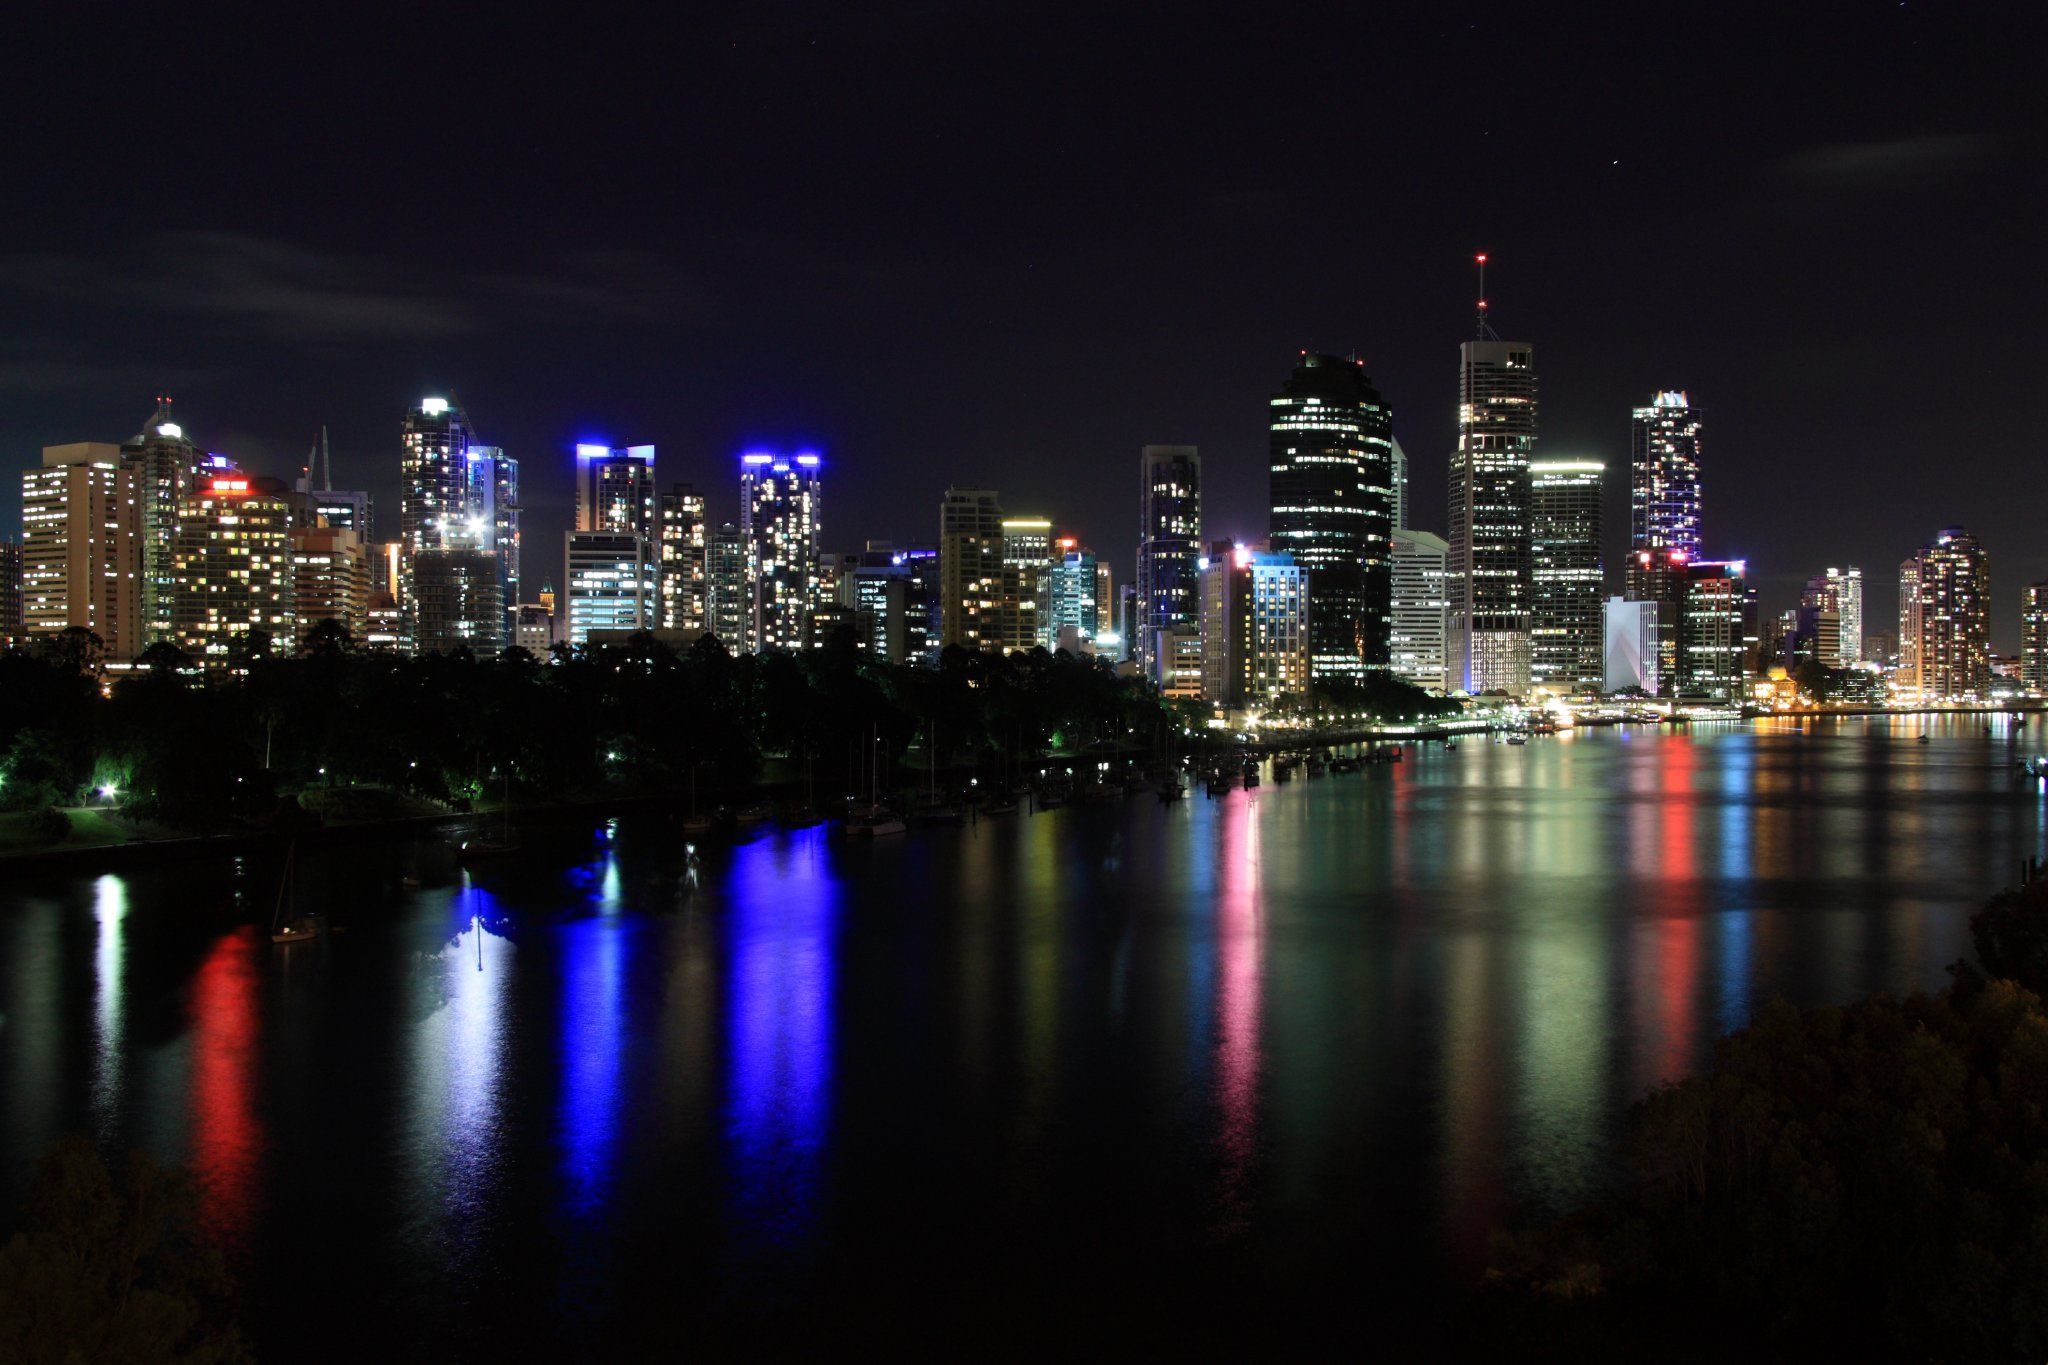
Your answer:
(0, 625), (1450, 830)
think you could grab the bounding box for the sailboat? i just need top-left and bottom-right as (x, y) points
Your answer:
(846, 725), (906, 837)
(457, 769), (518, 862)
(916, 721), (961, 824)
(270, 841), (319, 945)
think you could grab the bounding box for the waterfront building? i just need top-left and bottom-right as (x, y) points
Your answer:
(169, 475), (297, 661)
(741, 452), (823, 653)
(576, 443), (657, 539)
(1389, 529), (1449, 692)
(2023, 581), (2048, 695)
(1448, 340), (1536, 693)
(564, 531), (657, 646)
(1898, 555), (1923, 694)
(1801, 567), (1863, 667)
(1677, 560), (1748, 699)
(1604, 597), (1661, 695)
(1910, 526), (1991, 701)
(1136, 445), (1202, 667)
(658, 484), (706, 633)
(706, 522), (749, 650)
(21, 442), (142, 659)
(120, 398), (210, 646)
(1199, 540), (1310, 711)
(1628, 391), (1703, 576)
(290, 525), (369, 645)
(0, 539), (21, 645)
(1269, 354), (1395, 678)
(1155, 627), (1204, 701)
(999, 515), (1053, 654)
(939, 487), (1005, 651)
(1529, 458), (1605, 692)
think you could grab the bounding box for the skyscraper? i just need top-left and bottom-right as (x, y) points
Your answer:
(740, 451), (823, 653)
(1448, 340), (1536, 693)
(706, 522), (749, 649)
(399, 396), (473, 574)
(576, 444), (657, 539)
(1628, 391), (1703, 582)
(1390, 437), (1410, 531)
(467, 445), (521, 636)
(1389, 529), (1449, 692)
(1910, 526), (1991, 700)
(1136, 446), (1202, 666)
(0, 539), (21, 646)
(1677, 560), (1747, 700)
(290, 525), (369, 645)
(1898, 555), (1923, 693)
(563, 532), (655, 647)
(1041, 547), (1102, 653)
(1268, 354), (1395, 678)
(2022, 581), (2048, 696)
(658, 484), (707, 633)
(1801, 568), (1863, 668)
(120, 398), (209, 646)
(1529, 458), (1605, 692)
(170, 475), (297, 661)
(939, 487), (1004, 651)
(1199, 540), (1311, 710)
(21, 443), (142, 659)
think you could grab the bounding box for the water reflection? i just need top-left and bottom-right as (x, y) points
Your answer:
(91, 875), (126, 1135)
(560, 848), (627, 1216)
(189, 926), (262, 1252)
(724, 828), (840, 1249)
(1211, 791), (1263, 1235)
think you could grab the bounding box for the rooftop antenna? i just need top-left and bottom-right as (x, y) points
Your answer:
(1475, 253), (1499, 340)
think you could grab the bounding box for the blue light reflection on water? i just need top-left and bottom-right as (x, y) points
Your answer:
(559, 847), (627, 1217)
(1716, 734), (1755, 1031)
(723, 827), (840, 1250)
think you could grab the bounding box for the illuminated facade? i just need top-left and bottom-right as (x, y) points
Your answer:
(0, 539), (20, 645)
(467, 446), (520, 634)
(1041, 547), (1101, 653)
(1000, 516), (1053, 654)
(289, 525), (369, 645)
(1448, 340), (1536, 694)
(169, 476), (297, 661)
(1200, 541), (1310, 709)
(706, 521), (749, 649)
(740, 452), (823, 653)
(1677, 560), (1748, 700)
(2021, 581), (2048, 695)
(1529, 458), (1604, 692)
(1897, 555), (1923, 692)
(398, 395), (472, 585)
(1136, 445), (1202, 667)
(1390, 529), (1449, 692)
(1390, 437), (1409, 530)
(1628, 391), (1703, 578)
(21, 443), (142, 658)
(1910, 526), (1991, 700)
(576, 443), (657, 539)
(658, 484), (707, 633)
(565, 531), (657, 646)
(1268, 354), (1394, 678)
(1801, 567), (1863, 666)
(120, 398), (209, 646)
(939, 487), (1004, 651)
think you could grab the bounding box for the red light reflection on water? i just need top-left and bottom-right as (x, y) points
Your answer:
(1647, 737), (1702, 1082)
(1211, 791), (1263, 1235)
(189, 927), (263, 1251)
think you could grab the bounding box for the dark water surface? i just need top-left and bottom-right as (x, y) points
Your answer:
(4, 717), (2045, 1356)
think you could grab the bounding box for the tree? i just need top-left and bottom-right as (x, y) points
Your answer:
(0, 1138), (250, 1363)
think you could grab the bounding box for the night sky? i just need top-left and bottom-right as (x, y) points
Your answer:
(2, 2), (2042, 646)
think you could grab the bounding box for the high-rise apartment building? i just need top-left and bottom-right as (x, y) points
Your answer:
(1199, 540), (1311, 710)
(1448, 340), (1536, 693)
(939, 487), (1004, 651)
(658, 484), (707, 633)
(290, 526), (369, 645)
(467, 445), (521, 633)
(1529, 458), (1604, 692)
(997, 515), (1052, 655)
(1041, 546), (1101, 653)
(1676, 560), (1748, 700)
(1628, 391), (1703, 581)
(1801, 567), (1863, 667)
(575, 444), (657, 539)
(1910, 527), (1991, 700)
(121, 398), (211, 646)
(705, 522), (750, 649)
(1390, 529), (1449, 692)
(170, 475), (297, 662)
(740, 452), (822, 653)
(1136, 446), (1202, 666)
(400, 397), (511, 651)
(1268, 354), (1395, 679)
(1898, 555), (1923, 693)
(21, 443), (142, 659)
(2021, 581), (2048, 695)
(399, 396), (473, 577)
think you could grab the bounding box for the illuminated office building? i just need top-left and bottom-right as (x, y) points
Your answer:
(290, 525), (368, 645)
(706, 522), (749, 649)
(466, 446), (520, 633)
(1529, 458), (1604, 691)
(1628, 391), (1703, 577)
(1801, 567), (1863, 666)
(564, 531), (656, 646)
(996, 515), (1052, 654)
(1448, 340), (1536, 693)
(1390, 529), (1449, 692)
(399, 395), (472, 575)
(1897, 555), (1923, 693)
(1677, 560), (1747, 700)
(120, 398), (210, 646)
(2021, 581), (2048, 695)
(659, 484), (707, 632)
(939, 487), (1004, 651)
(169, 475), (297, 661)
(1200, 540), (1310, 709)
(1269, 354), (1394, 678)
(21, 442), (142, 658)
(741, 451), (822, 653)
(1136, 445), (1202, 666)
(1390, 437), (1409, 530)
(1910, 526), (1991, 701)
(1041, 545), (1101, 653)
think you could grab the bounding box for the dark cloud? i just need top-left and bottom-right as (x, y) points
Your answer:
(1775, 133), (1999, 193)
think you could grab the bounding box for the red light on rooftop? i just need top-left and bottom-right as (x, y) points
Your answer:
(1475, 253), (1488, 264)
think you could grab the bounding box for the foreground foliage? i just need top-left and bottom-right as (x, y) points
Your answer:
(0, 1139), (250, 1364)
(1488, 878), (2048, 1359)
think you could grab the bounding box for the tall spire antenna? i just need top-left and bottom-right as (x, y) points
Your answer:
(1474, 252), (1498, 340)
(321, 425), (331, 489)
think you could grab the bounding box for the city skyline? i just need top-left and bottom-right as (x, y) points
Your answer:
(0, 6), (2039, 651)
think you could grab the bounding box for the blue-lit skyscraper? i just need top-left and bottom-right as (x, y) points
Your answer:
(1136, 445), (1201, 667)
